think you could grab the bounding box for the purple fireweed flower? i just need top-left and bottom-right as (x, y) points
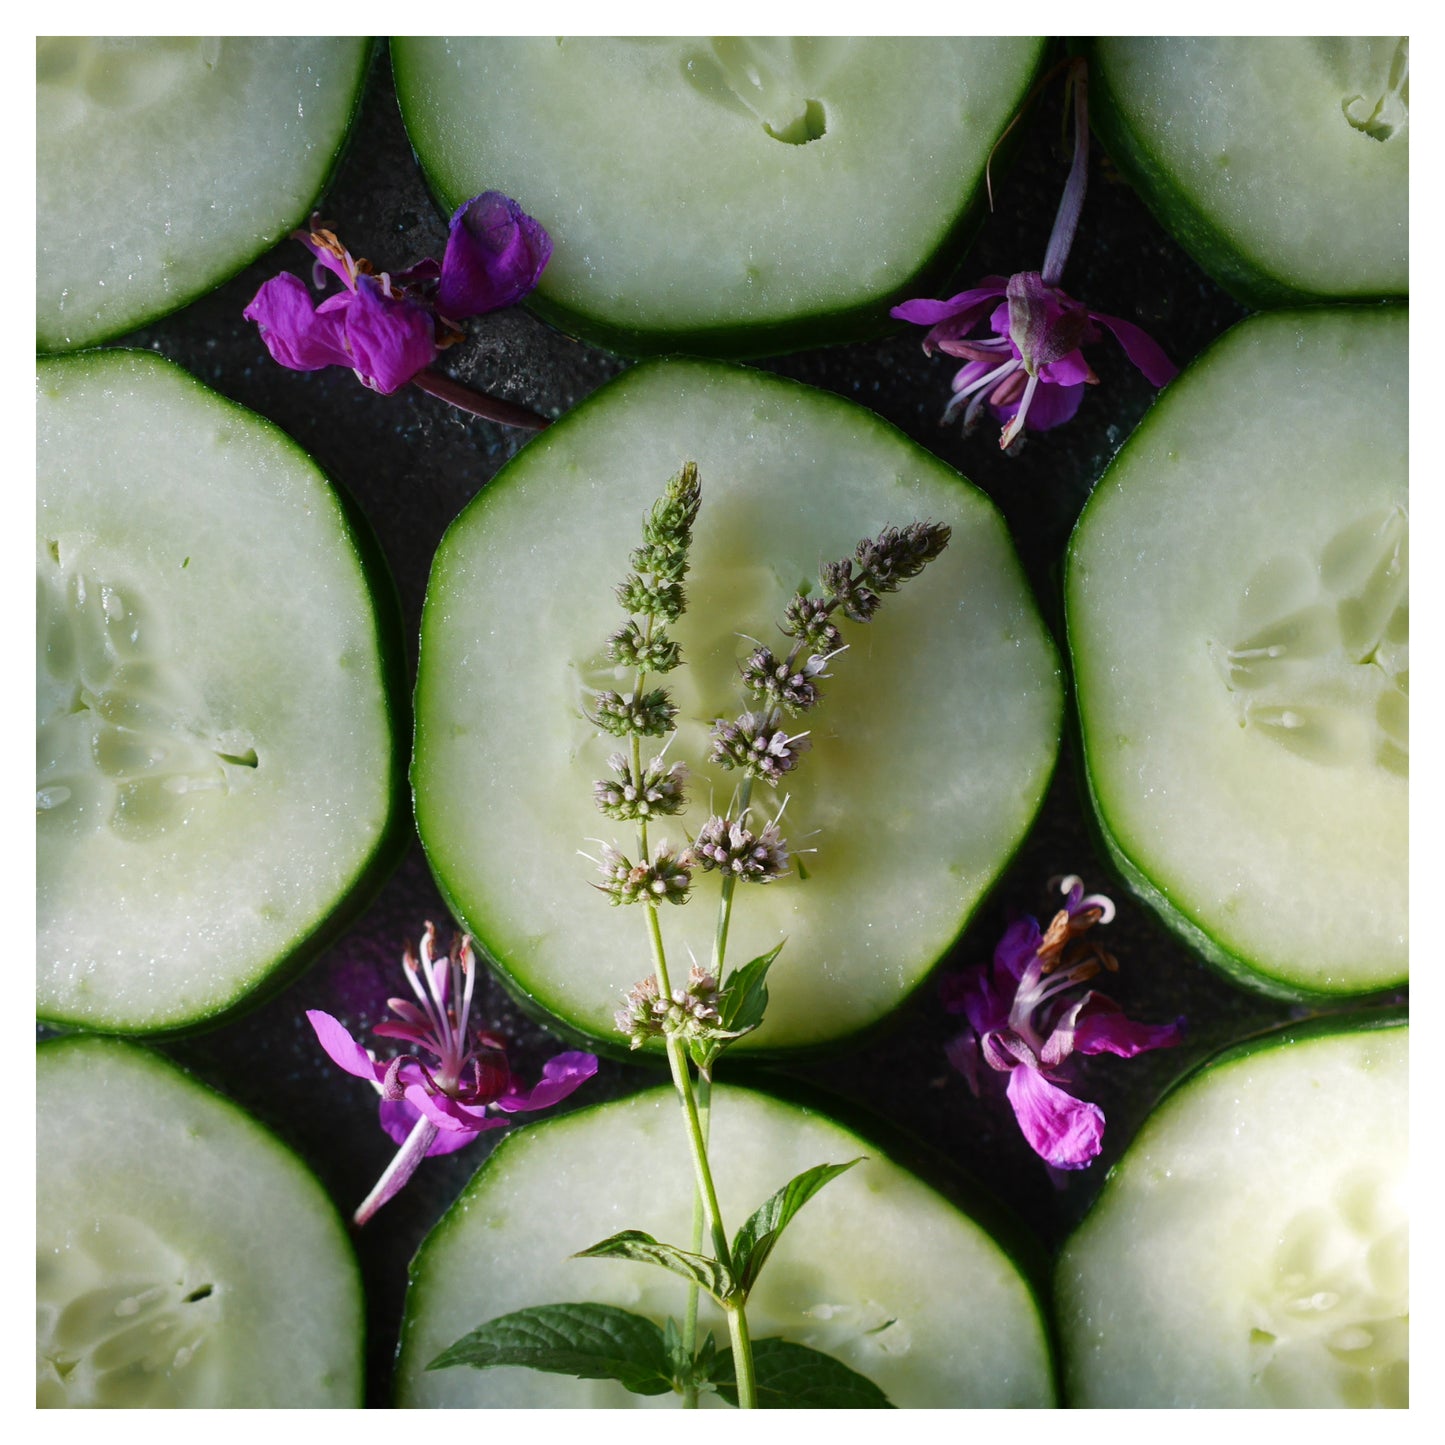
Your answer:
(942, 875), (1183, 1169)
(892, 62), (1177, 449)
(245, 192), (551, 401)
(308, 922), (596, 1225)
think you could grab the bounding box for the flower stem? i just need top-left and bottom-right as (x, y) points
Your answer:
(411, 368), (552, 430)
(1040, 61), (1089, 288)
(643, 904), (757, 1408)
(680, 1074), (711, 1409)
(353, 1114), (438, 1228)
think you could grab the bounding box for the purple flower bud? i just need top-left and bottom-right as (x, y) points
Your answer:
(436, 191), (552, 320)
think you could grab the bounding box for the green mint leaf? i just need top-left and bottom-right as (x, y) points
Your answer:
(713, 1337), (894, 1408)
(719, 941), (785, 1035)
(575, 1229), (735, 1302)
(425, 1302), (674, 1396)
(732, 1159), (862, 1298)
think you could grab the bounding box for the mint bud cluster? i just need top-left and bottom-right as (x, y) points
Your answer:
(708, 519), (952, 788)
(589, 462), (702, 902)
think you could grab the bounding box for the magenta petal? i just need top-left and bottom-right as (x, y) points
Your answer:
(402, 1084), (509, 1136)
(494, 1051), (599, 1113)
(244, 273), (352, 372)
(1073, 995), (1186, 1058)
(1006, 1066), (1104, 1169)
(944, 964), (1012, 1038)
(343, 275), (438, 393)
(306, 1010), (383, 1083)
(372, 1020), (436, 1047)
(890, 282), (1007, 328)
(1007, 380), (1086, 432)
(890, 280), (1005, 330)
(1038, 349), (1093, 387)
(1090, 310), (1179, 387)
(378, 1099), (478, 1155)
(994, 917), (1043, 982)
(436, 191), (552, 319)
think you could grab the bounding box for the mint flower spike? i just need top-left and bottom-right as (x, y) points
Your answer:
(244, 192), (552, 428)
(891, 60), (1178, 450)
(710, 519), (949, 785)
(941, 875), (1183, 1170)
(306, 922), (596, 1225)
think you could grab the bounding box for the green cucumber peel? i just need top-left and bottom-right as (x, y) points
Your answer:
(37, 1037), (364, 1407)
(1055, 1017), (1407, 1407)
(1064, 306), (1406, 1001)
(37, 39), (374, 352)
(37, 348), (407, 1035)
(1085, 39), (1408, 308)
(391, 37), (1048, 359)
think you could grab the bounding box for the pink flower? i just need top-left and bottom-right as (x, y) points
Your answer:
(309, 922), (595, 1224)
(943, 876), (1183, 1169)
(245, 192), (550, 396)
(891, 61), (1177, 448)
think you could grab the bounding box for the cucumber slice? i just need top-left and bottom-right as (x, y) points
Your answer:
(37, 350), (403, 1033)
(37, 1036), (363, 1407)
(1089, 38), (1408, 306)
(1065, 308), (1406, 999)
(412, 358), (1061, 1054)
(397, 1083), (1055, 1407)
(1056, 1018), (1407, 1407)
(37, 37), (370, 352)
(392, 37), (1046, 356)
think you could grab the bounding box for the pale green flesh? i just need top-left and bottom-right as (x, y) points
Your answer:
(1066, 309), (1407, 995)
(1095, 38), (1408, 297)
(413, 359), (1061, 1052)
(37, 1038), (363, 1407)
(393, 37), (1044, 341)
(398, 1084), (1054, 1407)
(37, 351), (395, 1032)
(1057, 1025), (1407, 1407)
(37, 37), (368, 351)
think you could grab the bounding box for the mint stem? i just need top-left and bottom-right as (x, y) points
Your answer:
(644, 905), (758, 1408)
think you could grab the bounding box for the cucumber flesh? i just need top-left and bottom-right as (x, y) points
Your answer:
(392, 37), (1045, 355)
(37, 1037), (363, 1407)
(412, 358), (1061, 1054)
(1056, 1021), (1407, 1407)
(37, 37), (369, 351)
(1065, 308), (1407, 998)
(37, 350), (401, 1033)
(1090, 38), (1408, 304)
(397, 1083), (1055, 1407)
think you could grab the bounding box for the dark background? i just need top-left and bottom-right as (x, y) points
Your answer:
(85, 46), (1395, 1404)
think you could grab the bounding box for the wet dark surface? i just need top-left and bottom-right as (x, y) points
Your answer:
(55, 47), (1401, 1406)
